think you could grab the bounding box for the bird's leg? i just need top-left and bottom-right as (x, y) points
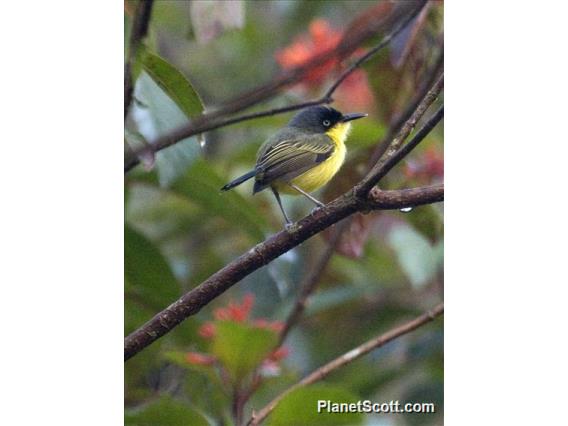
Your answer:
(271, 187), (292, 226)
(287, 183), (325, 208)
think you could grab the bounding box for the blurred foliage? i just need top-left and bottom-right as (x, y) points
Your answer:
(125, 1), (443, 425)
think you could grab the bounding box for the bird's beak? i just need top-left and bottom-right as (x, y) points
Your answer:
(341, 112), (368, 122)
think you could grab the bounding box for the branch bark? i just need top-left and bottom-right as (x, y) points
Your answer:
(277, 66), (444, 344)
(125, 61), (444, 362)
(124, 184), (443, 361)
(356, 73), (443, 196)
(248, 303), (444, 426)
(124, 0), (427, 172)
(124, 0), (154, 119)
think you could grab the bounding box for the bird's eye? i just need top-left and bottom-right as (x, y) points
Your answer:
(323, 120), (331, 126)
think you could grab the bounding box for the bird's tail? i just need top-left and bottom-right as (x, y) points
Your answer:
(220, 170), (256, 191)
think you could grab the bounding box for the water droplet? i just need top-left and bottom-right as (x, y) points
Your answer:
(198, 134), (206, 148)
(400, 207), (413, 213)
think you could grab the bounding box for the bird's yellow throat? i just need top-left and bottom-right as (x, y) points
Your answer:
(278, 122), (351, 194)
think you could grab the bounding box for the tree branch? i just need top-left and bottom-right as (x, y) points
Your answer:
(124, 184), (443, 361)
(277, 65), (444, 345)
(248, 303), (444, 426)
(356, 73), (443, 196)
(124, 66), (444, 362)
(124, 0), (427, 172)
(368, 50), (443, 166)
(124, 0), (154, 120)
(277, 220), (349, 345)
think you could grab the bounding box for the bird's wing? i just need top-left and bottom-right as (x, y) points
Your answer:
(254, 133), (334, 192)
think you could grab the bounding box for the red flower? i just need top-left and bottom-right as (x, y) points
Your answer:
(268, 346), (290, 363)
(185, 352), (216, 366)
(276, 19), (343, 87)
(276, 18), (374, 111)
(214, 293), (255, 322)
(198, 322), (216, 339)
(252, 318), (284, 333)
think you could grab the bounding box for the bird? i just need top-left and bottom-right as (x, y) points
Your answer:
(221, 105), (367, 226)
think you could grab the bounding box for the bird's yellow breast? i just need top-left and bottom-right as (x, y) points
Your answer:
(277, 122), (350, 194)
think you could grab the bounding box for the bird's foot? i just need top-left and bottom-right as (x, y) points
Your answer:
(310, 203), (325, 215)
(284, 222), (299, 232)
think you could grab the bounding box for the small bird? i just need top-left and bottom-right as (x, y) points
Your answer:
(221, 105), (367, 225)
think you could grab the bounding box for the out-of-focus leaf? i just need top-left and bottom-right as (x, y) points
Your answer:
(304, 285), (370, 317)
(390, 3), (431, 69)
(124, 395), (209, 426)
(132, 72), (202, 187)
(190, 0), (245, 44)
(334, 214), (377, 258)
(388, 225), (438, 288)
(138, 45), (204, 119)
(163, 351), (225, 389)
(125, 224), (180, 307)
(126, 183), (199, 243)
(211, 321), (277, 381)
(268, 384), (364, 426)
(171, 159), (268, 240)
(402, 203), (443, 243)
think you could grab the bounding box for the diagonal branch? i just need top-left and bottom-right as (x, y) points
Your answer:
(124, 0), (154, 120)
(248, 303), (444, 426)
(277, 220), (349, 345)
(124, 0), (427, 172)
(356, 73), (443, 196)
(124, 71), (444, 362)
(277, 63), (443, 345)
(124, 184), (443, 361)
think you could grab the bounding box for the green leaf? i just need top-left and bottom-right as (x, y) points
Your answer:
(388, 225), (439, 288)
(137, 45), (204, 119)
(132, 72), (202, 187)
(124, 224), (180, 309)
(269, 384), (364, 426)
(125, 396), (209, 426)
(211, 321), (277, 381)
(171, 159), (268, 240)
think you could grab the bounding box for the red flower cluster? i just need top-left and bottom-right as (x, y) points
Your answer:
(186, 294), (289, 375)
(276, 19), (343, 86)
(276, 19), (374, 111)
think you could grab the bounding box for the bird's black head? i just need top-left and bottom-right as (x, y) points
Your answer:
(288, 106), (367, 134)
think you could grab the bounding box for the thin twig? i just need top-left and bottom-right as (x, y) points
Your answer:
(124, 0), (426, 172)
(369, 50), (444, 166)
(277, 61), (443, 345)
(277, 220), (349, 345)
(248, 303), (444, 426)
(124, 0), (154, 120)
(356, 73), (443, 196)
(365, 105), (444, 191)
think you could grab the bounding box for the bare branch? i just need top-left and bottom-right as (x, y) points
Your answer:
(124, 0), (427, 172)
(248, 303), (444, 426)
(277, 220), (349, 345)
(124, 0), (154, 120)
(356, 74), (444, 196)
(277, 62), (443, 345)
(363, 105), (444, 197)
(124, 62), (444, 362)
(368, 50), (443, 166)
(124, 184), (443, 361)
